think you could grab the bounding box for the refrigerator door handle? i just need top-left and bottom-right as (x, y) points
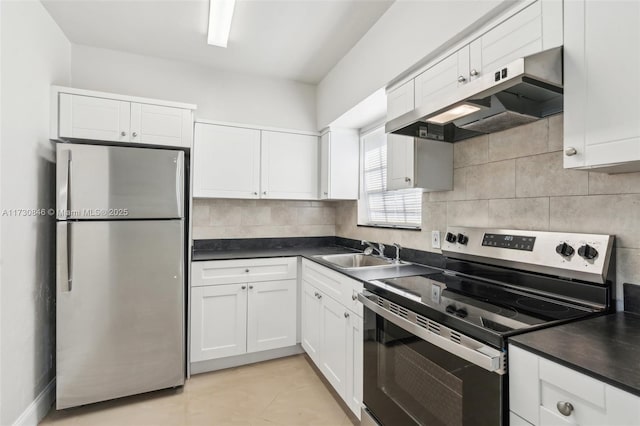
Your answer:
(57, 222), (72, 292)
(58, 149), (72, 220)
(176, 151), (184, 217)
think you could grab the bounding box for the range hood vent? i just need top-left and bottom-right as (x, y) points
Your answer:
(386, 48), (563, 142)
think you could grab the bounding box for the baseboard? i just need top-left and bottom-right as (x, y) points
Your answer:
(190, 345), (304, 375)
(13, 378), (56, 426)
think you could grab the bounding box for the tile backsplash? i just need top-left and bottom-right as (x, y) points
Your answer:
(192, 199), (336, 239)
(336, 114), (640, 310)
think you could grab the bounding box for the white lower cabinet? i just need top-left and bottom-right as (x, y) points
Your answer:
(190, 258), (298, 364)
(247, 279), (297, 353)
(509, 344), (640, 426)
(301, 260), (363, 419)
(319, 293), (348, 397)
(191, 284), (248, 362)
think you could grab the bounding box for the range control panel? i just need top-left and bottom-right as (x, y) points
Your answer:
(482, 233), (536, 251)
(441, 227), (614, 284)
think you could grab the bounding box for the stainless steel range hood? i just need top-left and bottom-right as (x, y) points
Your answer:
(386, 48), (563, 142)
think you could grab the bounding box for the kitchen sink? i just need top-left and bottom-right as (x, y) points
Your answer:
(315, 253), (405, 269)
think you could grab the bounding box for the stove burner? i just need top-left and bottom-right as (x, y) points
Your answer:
(516, 298), (570, 313)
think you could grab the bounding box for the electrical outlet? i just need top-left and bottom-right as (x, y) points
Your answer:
(432, 230), (441, 249)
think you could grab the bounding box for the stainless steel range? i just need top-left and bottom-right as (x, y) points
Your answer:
(359, 227), (615, 426)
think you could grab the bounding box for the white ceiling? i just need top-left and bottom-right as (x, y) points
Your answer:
(42, 0), (394, 84)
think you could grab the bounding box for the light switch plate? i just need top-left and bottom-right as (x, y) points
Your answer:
(432, 230), (441, 249)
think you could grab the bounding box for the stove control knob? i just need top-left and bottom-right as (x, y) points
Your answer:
(457, 233), (469, 245)
(455, 309), (468, 318)
(445, 305), (457, 314)
(445, 232), (457, 243)
(555, 242), (575, 257)
(578, 244), (598, 260)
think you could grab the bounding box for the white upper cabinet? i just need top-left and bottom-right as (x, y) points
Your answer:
(59, 94), (131, 143)
(54, 87), (195, 148)
(388, 0), (562, 126)
(193, 123), (261, 199)
(564, 0), (640, 172)
(261, 130), (318, 200)
(130, 103), (192, 147)
(387, 80), (415, 121)
(319, 128), (359, 200)
(414, 46), (469, 110)
(474, 2), (544, 78)
(387, 134), (416, 190)
(387, 134), (453, 192)
(193, 123), (319, 200)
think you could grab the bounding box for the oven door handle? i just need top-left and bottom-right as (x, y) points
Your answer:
(358, 292), (506, 375)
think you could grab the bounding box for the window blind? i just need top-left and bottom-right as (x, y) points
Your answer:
(360, 127), (422, 228)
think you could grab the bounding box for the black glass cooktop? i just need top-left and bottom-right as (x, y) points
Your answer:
(366, 272), (599, 348)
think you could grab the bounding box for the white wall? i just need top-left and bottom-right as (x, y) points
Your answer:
(316, 0), (510, 128)
(0, 1), (71, 424)
(71, 44), (318, 132)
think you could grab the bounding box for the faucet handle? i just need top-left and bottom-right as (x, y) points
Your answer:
(392, 243), (402, 262)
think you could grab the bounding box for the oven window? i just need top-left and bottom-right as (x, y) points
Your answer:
(364, 312), (504, 426)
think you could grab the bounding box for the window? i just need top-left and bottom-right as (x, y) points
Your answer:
(358, 126), (422, 228)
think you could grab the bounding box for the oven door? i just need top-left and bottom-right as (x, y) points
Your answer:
(359, 292), (506, 426)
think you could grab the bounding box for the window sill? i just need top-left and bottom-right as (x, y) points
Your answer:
(356, 224), (422, 232)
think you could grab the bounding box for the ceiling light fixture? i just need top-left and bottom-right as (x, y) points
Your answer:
(427, 104), (482, 124)
(207, 0), (236, 48)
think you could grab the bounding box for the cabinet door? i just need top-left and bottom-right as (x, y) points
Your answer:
(301, 280), (322, 366)
(261, 131), (318, 199)
(319, 132), (330, 199)
(319, 294), (348, 398)
(320, 129), (360, 200)
(345, 312), (363, 420)
(190, 284), (247, 362)
(387, 80), (415, 121)
(130, 103), (191, 148)
(581, 1), (640, 167)
(59, 94), (130, 143)
(193, 123), (261, 198)
(247, 279), (297, 353)
(414, 46), (468, 110)
(479, 2), (542, 75)
(387, 134), (415, 190)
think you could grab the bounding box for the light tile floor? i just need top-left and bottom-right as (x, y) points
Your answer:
(41, 355), (357, 426)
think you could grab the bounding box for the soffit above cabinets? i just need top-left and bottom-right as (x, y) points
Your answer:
(41, 0), (393, 84)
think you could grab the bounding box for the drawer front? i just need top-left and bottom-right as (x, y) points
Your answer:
(301, 259), (363, 310)
(539, 358), (606, 409)
(192, 257), (297, 286)
(302, 259), (345, 303)
(540, 379), (607, 425)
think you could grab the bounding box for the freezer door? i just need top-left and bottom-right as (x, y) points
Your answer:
(56, 143), (184, 219)
(56, 220), (184, 409)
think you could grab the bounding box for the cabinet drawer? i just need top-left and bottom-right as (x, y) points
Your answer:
(192, 257), (297, 286)
(539, 358), (606, 409)
(301, 259), (363, 310)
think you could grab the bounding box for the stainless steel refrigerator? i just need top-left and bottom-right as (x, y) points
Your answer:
(55, 142), (185, 409)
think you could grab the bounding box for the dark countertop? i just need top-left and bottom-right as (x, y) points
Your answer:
(192, 244), (441, 286)
(509, 312), (640, 397)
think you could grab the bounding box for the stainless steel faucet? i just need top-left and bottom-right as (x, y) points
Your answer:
(361, 240), (385, 257)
